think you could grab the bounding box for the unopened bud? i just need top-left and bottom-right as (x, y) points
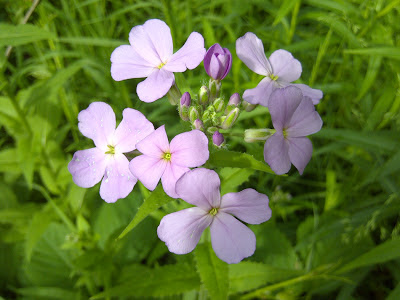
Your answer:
(209, 79), (222, 100)
(193, 119), (204, 130)
(244, 128), (276, 143)
(180, 92), (191, 106)
(213, 98), (224, 112)
(189, 106), (200, 123)
(179, 92), (191, 121)
(199, 86), (210, 106)
(221, 108), (240, 129)
(228, 93), (241, 106)
(166, 83), (182, 105)
(242, 100), (257, 112)
(212, 131), (225, 147)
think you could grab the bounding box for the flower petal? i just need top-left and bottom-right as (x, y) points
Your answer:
(287, 137), (313, 175)
(110, 45), (155, 81)
(264, 133), (291, 175)
(129, 155), (167, 191)
(291, 84), (323, 105)
(137, 68), (175, 103)
(68, 148), (107, 188)
(78, 102), (116, 150)
(113, 108), (155, 153)
(204, 44), (224, 76)
(243, 77), (276, 107)
(170, 130), (209, 168)
(129, 19), (172, 66)
(157, 207), (213, 254)
(136, 125), (169, 158)
(286, 96), (323, 138)
(269, 49), (302, 83)
(220, 189), (271, 224)
(210, 212), (256, 264)
(268, 86), (303, 131)
(175, 168), (221, 211)
(161, 163), (190, 198)
(99, 154), (137, 203)
(236, 32), (272, 76)
(163, 32), (206, 72)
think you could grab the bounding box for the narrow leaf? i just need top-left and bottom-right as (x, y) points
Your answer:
(195, 242), (229, 300)
(344, 47), (400, 60)
(117, 185), (174, 240)
(0, 23), (55, 47)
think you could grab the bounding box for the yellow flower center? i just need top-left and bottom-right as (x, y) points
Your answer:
(163, 152), (172, 161)
(158, 62), (166, 69)
(209, 207), (218, 216)
(269, 74), (279, 81)
(105, 145), (115, 155)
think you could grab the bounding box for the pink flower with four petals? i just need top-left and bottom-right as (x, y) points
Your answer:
(68, 102), (154, 203)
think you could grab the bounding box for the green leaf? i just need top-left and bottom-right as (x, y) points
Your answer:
(0, 148), (20, 174)
(207, 149), (275, 174)
(117, 185), (174, 240)
(57, 37), (124, 47)
(16, 287), (78, 300)
(229, 262), (303, 294)
(273, 0), (299, 26)
(0, 23), (55, 47)
(337, 239), (400, 274)
(344, 47), (400, 60)
(194, 242), (229, 300)
(220, 167), (255, 194)
(91, 264), (200, 299)
(387, 281), (400, 300)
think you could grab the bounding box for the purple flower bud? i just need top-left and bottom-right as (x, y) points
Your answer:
(212, 131), (225, 147)
(193, 119), (204, 130)
(204, 44), (232, 81)
(228, 93), (241, 106)
(180, 92), (191, 107)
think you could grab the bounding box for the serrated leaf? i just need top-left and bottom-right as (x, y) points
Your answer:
(117, 185), (174, 240)
(0, 23), (55, 47)
(229, 262), (303, 294)
(337, 239), (400, 274)
(194, 242), (229, 300)
(91, 264), (200, 299)
(207, 149), (275, 174)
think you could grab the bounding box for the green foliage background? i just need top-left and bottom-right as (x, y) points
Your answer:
(1, 0), (400, 299)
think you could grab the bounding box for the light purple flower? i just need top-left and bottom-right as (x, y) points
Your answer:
(236, 32), (323, 106)
(111, 19), (206, 103)
(68, 102), (154, 203)
(157, 168), (271, 264)
(129, 126), (209, 198)
(264, 86), (323, 175)
(204, 43), (232, 80)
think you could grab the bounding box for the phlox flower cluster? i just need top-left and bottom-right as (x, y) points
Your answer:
(68, 19), (323, 263)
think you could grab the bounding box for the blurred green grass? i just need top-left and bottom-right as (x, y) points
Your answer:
(0, 0), (400, 299)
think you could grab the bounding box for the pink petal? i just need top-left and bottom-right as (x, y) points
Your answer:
(269, 49), (302, 83)
(287, 137), (313, 175)
(170, 130), (209, 168)
(268, 86), (303, 131)
(129, 19), (173, 66)
(157, 208), (213, 254)
(264, 133), (291, 175)
(291, 84), (323, 105)
(163, 32), (206, 72)
(286, 96), (323, 138)
(129, 155), (167, 191)
(210, 212), (256, 264)
(136, 125), (169, 158)
(78, 102), (116, 150)
(113, 108), (155, 153)
(161, 163), (190, 198)
(110, 45), (155, 81)
(236, 32), (272, 76)
(220, 189), (272, 224)
(175, 168), (221, 211)
(137, 68), (175, 102)
(243, 77), (277, 107)
(68, 148), (107, 188)
(99, 153), (137, 203)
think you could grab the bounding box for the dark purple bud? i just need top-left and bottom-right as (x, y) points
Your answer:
(228, 93), (241, 106)
(212, 131), (225, 147)
(204, 44), (232, 81)
(180, 92), (191, 107)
